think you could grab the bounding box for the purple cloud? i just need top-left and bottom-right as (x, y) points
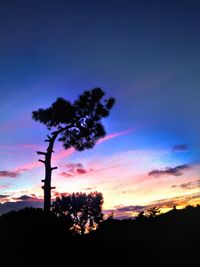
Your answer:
(108, 191), (200, 219)
(60, 162), (87, 177)
(148, 164), (190, 177)
(115, 205), (146, 213)
(0, 184), (10, 189)
(0, 171), (19, 178)
(77, 168), (86, 174)
(65, 163), (83, 169)
(172, 179), (200, 190)
(0, 168), (28, 178)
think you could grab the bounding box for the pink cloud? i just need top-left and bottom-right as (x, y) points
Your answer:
(97, 129), (134, 144)
(59, 162), (88, 178)
(13, 149), (75, 172)
(13, 128), (133, 172)
(0, 171), (19, 178)
(15, 161), (41, 171)
(0, 184), (10, 189)
(52, 148), (75, 161)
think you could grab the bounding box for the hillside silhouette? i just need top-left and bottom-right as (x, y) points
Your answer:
(1, 204), (199, 265)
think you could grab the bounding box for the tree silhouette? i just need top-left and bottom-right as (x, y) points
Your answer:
(147, 206), (161, 218)
(135, 211), (146, 221)
(52, 192), (104, 234)
(32, 88), (115, 212)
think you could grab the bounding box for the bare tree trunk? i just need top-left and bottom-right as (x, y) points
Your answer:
(38, 132), (59, 213)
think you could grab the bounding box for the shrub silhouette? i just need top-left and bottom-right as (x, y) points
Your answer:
(52, 192), (104, 234)
(32, 88), (115, 212)
(147, 206), (161, 218)
(135, 210), (146, 221)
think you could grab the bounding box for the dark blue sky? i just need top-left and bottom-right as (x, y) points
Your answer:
(0, 0), (200, 214)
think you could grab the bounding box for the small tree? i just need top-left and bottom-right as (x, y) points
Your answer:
(52, 192), (104, 234)
(32, 88), (115, 212)
(135, 211), (146, 221)
(147, 207), (161, 218)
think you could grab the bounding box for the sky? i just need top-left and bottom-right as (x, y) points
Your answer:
(0, 0), (200, 218)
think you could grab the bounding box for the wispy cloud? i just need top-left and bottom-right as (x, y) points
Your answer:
(107, 191), (200, 219)
(0, 184), (10, 189)
(65, 163), (83, 169)
(0, 171), (19, 178)
(148, 164), (190, 177)
(0, 168), (29, 178)
(150, 192), (200, 208)
(97, 129), (133, 144)
(13, 128), (133, 172)
(172, 179), (200, 190)
(115, 205), (146, 213)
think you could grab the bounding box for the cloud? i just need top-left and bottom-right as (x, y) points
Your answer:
(12, 148), (75, 173)
(148, 164), (190, 177)
(0, 168), (29, 178)
(13, 128), (132, 172)
(109, 191), (200, 219)
(60, 162), (87, 177)
(150, 192), (200, 208)
(0, 171), (19, 178)
(172, 179), (200, 190)
(0, 184), (10, 189)
(77, 168), (87, 174)
(172, 144), (188, 151)
(65, 163), (82, 169)
(59, 172), (73, 177)
(97, 128), (133, 144)
(115, 205), (146, 213)
(104, 205), (147, 219)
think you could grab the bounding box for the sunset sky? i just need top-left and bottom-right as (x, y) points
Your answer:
(0, 0), (200, 218)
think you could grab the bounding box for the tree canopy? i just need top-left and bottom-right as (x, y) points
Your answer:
(32, 88), (115, 151)
(52, 192), (104, 234)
